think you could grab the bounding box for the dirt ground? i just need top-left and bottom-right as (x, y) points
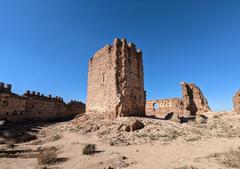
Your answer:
(0, 112), (240, 169)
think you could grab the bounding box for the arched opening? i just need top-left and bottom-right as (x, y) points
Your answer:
(153, 103), (159, 111)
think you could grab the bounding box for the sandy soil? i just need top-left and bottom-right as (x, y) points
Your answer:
(0, 112), (240, 169)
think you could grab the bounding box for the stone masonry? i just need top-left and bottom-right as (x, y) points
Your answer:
(0, 82), (85, 122)
(146, 82), (211, 116)
(233, 90), (240, 114)
(86, 38), (145, 117)
(181, 82), (211, 115)
(146, 98), (184, 116)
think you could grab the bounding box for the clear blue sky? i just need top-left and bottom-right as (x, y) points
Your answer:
(0, 0), (239, 111)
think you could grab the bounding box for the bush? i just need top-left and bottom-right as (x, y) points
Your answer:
(37, 147), (58, 165)
(82, 144), (96, 155)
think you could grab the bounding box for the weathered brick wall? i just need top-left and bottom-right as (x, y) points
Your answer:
(86, 45), (118, 115)
(24, 92), (57, 120)
(0, 82), (85, 122)
(233, 90), (240, 114)
(67, 100), (86, 115)
(86, 38), (145, 117)
(0, 93), (27, 121)
(146, 98), (184, 116)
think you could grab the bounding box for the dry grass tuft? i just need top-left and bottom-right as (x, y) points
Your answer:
(222, 146), (240, 168)
(37, 147), (58, 165)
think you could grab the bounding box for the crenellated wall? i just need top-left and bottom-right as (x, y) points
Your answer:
(0, 82), (85, 122)
(67, 100), (86, 115)
(0, 82), (12, 93)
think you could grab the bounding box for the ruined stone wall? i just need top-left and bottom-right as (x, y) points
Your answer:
(146, 98), (184, 115)
(67, 100), (86, 115)
(115, 39), (145, 116)
(146, 82), (210, 116)
(181, 82), (211, 115)
(86, 38), (145, 117)
(0, 82), (85, 122)
(233, 90), (240, 114)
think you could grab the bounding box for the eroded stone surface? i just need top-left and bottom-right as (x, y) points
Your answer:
(86, 38), (145, 117)
(146, 98), (184, 116)
(181, 82), (211, 115)
(233, 90), (240, 114)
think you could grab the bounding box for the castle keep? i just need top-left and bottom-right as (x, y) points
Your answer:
(0, 82), (85, 122)
(233, 90), (240, 114)
(86, 38), (145, 117)
(146, 82), (211, 116)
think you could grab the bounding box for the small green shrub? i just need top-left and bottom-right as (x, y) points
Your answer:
(82, 144), (96, 155)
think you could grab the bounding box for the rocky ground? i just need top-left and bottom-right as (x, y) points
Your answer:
(0, 112), (240, 169)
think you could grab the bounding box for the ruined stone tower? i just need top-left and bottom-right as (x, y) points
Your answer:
(233, 90), (240, 114)
(86, 38), (145, 117)
(181, 82), (211, 115)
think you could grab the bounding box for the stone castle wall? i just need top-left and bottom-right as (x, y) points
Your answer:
(86, 38), (145, 117)
(146, 82), (211, 116)
(146, 98), (184, 116)
(181, 82), (211, 115)
(233, 90), (240, 114)
(0, 82), (85, 122)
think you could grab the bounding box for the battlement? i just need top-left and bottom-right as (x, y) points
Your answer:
(0, 82), (12, 93)
(113, 38), (141, 55)
(90, 38), (142, 63)
(23, 90), (63, 101)
(69, 100), (82, 103)
(128, 42), (136, 48)
(68, 100), (85, 107)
